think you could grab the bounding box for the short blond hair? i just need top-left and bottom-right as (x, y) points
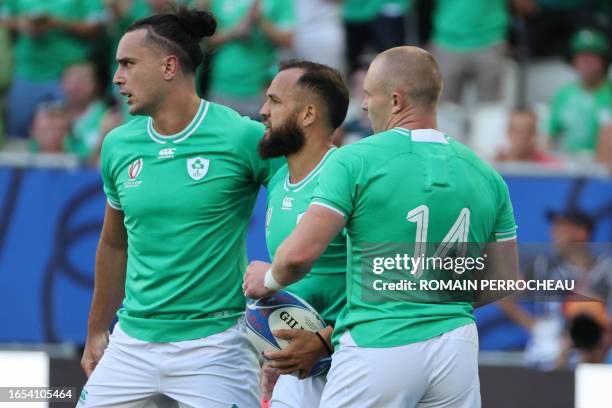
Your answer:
(374, 46), (443, 111)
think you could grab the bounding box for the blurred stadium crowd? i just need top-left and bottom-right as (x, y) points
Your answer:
(0, 0), (611, 169)
(1, 0), (612, 375)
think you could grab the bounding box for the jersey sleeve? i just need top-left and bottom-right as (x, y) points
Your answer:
(311, 149), (358, 219)
(235, 119), (285, 187)
(490, 176), (517, 242)
(100, 132), (122, 210)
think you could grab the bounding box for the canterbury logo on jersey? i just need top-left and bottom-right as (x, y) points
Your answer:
(282, 197), (293, 210)
(158, 148), (176, 159)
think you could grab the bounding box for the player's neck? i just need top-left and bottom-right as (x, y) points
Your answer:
(387, 109), (437, 132)
(286, 137), (334, 184)
(150, 91), (201, 136)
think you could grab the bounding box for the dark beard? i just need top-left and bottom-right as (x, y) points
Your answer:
(258, 115), (306, 159)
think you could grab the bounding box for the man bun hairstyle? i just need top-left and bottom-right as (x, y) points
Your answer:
(127, 7), (217, 73)
(279, 60), (349, 130)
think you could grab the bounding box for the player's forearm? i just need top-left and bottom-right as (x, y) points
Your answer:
(87, 241), (126, 334)
(259, 20), (293, 48)
(271, 242), (317, 287)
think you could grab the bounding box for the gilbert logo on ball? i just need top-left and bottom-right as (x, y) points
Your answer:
(245, 290), (331, 377)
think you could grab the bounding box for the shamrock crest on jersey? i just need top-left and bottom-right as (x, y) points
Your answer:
(187, 157), (209, 181)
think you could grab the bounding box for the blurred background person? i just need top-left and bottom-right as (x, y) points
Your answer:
(430, 0), (510, 104)
(342, 0), (409, 75)
(496, 108), (557, 164)
(292, 0), (344, 71)
(87, 101), (124, 166)
(1, 0), (106, 139)
(548, 28), (611, 158)
(500, 208), (612, 369)
(29, 102), (70, 154)
(336, 65), (371, 145)
(516, 0), (609, 59)
(556, 313), (611, 368)
(61, 62), (117, 163)
(207, 0), (295, 119)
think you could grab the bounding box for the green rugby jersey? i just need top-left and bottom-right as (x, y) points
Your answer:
(266, 148), (346, 324)
(311, 128), (517, 348)
(100, 100), (283, 342)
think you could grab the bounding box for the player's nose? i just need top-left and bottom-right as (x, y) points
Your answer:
(113, 70), (124, 87)
(260, 104), (270, 122)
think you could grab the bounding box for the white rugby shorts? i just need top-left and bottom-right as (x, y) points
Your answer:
(320, 323), (480, 408)
(79, 319), (260, 408)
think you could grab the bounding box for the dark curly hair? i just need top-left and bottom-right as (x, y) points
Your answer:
(127, 6), (217, 74)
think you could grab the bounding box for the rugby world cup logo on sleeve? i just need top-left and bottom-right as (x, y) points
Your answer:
(128, 158), (143, 179)
(124, 158), (144, 188)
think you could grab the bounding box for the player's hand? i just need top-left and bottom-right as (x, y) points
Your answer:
(233, 1), (260, 40)
(247, 0), (262, 24)
(261, 362), (280, 402)
(243, 260), (274, 298)
(264, 326), (333, 379)
(81, 330), (110, 377)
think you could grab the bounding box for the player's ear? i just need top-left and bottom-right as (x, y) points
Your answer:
(302, 104), (316, 128)
(391, 92), (403, 114)
(162, 55), (179, 81)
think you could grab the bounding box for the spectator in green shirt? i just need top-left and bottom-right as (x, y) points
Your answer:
(342, 0), (410, 74)
(207, 0), (295, 120)
(548, 28), (612, 155)
(1, 0), (106, 139)
(62, 62), (110, 161)
(430, 0), (510, 103)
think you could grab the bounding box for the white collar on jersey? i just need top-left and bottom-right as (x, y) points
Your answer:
(393, 128), (449, 144)
(147, 99), (210, 145)
(284, 147), (337, 192)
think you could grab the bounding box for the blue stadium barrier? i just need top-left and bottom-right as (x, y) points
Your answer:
(0, 167), (610, 346)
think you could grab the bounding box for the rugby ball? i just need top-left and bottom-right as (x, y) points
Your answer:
(245, 290), (331, 377)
